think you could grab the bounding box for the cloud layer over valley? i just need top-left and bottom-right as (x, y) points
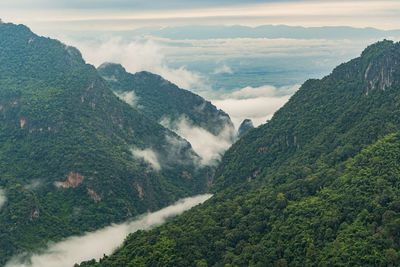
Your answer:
(161, 117), (235, 166)
(212, 84), (300, 127)
(6, 194), (212, 267)
(59, 35), (368, 130)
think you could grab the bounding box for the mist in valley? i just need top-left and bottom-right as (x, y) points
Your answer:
(6, 194), (212, 267)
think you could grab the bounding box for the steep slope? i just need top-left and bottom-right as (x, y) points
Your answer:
(0, 22), (210, 263)
(80, 40), (400, 266)
(85, 132), (400, 266)
(97, 63), (235, 137)
(213, 39), (400, 191)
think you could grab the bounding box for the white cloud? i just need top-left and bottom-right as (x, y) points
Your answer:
(24, 179), (43, 191)
(60, 37), (209, 92)
(114, 91), (138, 107)
(228, 85), (278, 98)
(164, 134), (201, 166)
(131, 148), (161, 171)
(6, 194), (212, 267)
(212, 84), (300, 127)
(161, 117), (234, 166)
(213, 96), (290, 127)
(160, 37), (369, 62)
(0, 188), (6, 210)
(213, 64), (233, 74)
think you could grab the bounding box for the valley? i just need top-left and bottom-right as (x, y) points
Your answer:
(1, 1), (400, 265)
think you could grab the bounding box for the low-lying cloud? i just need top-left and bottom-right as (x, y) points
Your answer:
(0, 188), (6, 210)
(131, 148), (161, 171)
(6, 194), (212, 267)
(213, 64), (233, 74)
(24, 179), (43, 191)
(161, 117), (234, 166)
(212, 84), (300, 127)
(62, 37), (208, 93)
(164, 134), (201, 166)
(114, 91), (139, 108)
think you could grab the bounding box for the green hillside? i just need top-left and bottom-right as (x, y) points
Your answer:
(97, 63), (234, 137)
(80, 40), (400, 266)
(0, 22), (211, 263)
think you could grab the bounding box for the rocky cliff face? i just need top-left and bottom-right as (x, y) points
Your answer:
(363, 46), (399, 93)
(330, 40), (400, 94)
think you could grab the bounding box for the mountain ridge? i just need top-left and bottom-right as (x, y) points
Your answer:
(97, 62), (235, 138)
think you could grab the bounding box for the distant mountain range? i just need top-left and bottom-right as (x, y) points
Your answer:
(63, 24), (400, 41)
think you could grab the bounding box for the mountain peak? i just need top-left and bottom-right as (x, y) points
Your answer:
(361, 40), (400, 93)
(97, 62), (127, 81)
(238, 119), (254, 137)
(360, 39), (396, 58)
(330, 40), (400, 94)
(97, 63), (166, 84)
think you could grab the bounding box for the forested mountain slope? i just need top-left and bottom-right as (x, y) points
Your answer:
(80, 40), (400, 266)
(81, 132), (400, 266)
(0, 22), (211, 263)
(97, 63), (235, 137)
(213, 39), (400, 191)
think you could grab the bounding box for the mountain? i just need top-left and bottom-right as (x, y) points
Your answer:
(0, 22), (212, 263)
(97, 63), (235, 138)
(237, 119), (254, 138)
(71, 25), (400, 41)
(80, 40), (400, 266)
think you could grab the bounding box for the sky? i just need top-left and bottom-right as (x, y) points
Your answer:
(1, 0), (400, 32)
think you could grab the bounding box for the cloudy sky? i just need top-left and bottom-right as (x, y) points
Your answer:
(1, 0), (399, 127)
(1, 0), (400, 32)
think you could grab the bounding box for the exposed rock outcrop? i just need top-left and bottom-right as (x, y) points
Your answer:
(54, 172), (84, 188)
(134, 182), (144, 200)
(87, 189), (101, 201)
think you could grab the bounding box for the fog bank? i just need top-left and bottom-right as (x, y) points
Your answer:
(6, 194), (212, 267)
(161, 117), (234, 166)
(212, 84), (300, 127)
(131, 148), (161, 171)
